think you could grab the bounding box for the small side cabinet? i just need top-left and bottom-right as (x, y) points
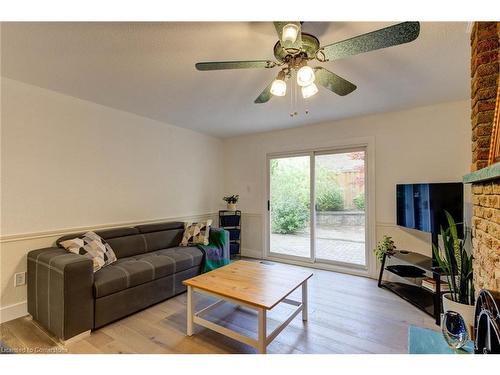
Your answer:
(219, 210), (241, 258)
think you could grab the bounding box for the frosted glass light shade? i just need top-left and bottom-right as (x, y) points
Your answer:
(282, 24), (299, 43)
(270, 79), (287, 96)
(301, 83), (318, 99)
(297, 66), (315, 87)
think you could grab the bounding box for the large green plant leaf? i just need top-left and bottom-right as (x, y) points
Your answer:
(433, 211), (475, 304)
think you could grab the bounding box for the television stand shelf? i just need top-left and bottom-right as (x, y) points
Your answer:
(378, 250), (444, 325)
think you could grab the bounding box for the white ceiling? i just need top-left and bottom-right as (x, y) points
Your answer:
(1, 22), (470, 138)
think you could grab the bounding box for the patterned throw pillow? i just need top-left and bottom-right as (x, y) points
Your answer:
(180, 220), (212, 246)
(60, 231), (117, 272)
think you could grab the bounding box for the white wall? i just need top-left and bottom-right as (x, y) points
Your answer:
(0, 78), (471, 323)
(223, 100), (471, 277)
(0, 78), (224, 319)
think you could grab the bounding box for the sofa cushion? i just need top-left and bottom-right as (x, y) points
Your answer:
(57, 227), (145, 259)
(135, 222), (184, 233)
(141, 229), (184, 252)
(105, 234), (147, 259)
(57, 227), (139, 245)
(93, 246), (203, 298)
(135, 222), (184, 251)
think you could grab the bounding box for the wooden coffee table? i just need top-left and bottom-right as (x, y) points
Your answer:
(183, 260), (313, 354)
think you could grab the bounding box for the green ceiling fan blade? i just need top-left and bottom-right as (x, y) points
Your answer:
(195, 60), (277, 71)
(314, 67), (357, 96)
(274, 21), (302, 52)
(254, 80), (274, 104)
(321, 22), (420, 61)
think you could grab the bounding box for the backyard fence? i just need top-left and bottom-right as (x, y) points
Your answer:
(331, 170), (364, 210)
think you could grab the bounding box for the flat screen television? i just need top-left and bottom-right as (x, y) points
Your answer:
(396, 183), (464, 236)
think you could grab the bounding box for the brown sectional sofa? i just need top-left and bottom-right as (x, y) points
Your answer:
(27, 221), (229, 341)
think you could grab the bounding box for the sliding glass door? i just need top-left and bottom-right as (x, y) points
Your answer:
(268, 148), (367, 268)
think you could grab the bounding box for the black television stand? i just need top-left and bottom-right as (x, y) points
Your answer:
(378, 250), (444, 325)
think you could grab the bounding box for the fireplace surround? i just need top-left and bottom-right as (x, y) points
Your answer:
(464, 22), (500, 295)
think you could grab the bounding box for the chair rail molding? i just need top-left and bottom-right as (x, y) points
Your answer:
(0, 212), (218, 243)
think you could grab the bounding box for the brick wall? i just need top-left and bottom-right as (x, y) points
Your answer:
(471, 182), (500, 292)
(470, 22), (500, 295)
(471, 22), (499, 171)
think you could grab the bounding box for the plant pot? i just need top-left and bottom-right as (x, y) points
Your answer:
(227, 203), (237, 211)
(442, 293), (475, 337)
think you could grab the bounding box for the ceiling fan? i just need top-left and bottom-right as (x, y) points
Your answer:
(195, 22), (420, 104)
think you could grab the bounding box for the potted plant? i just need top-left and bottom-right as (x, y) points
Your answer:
(223, 195), (239, 211)
(433, 211), (475, 334)
(374, 235), (396, 262)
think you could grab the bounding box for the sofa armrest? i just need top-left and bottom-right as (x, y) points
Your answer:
(209, 227), (230, 261)
(27, 247), (94, 341)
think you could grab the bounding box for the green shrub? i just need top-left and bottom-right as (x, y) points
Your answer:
(270, 158), (310, 234)
(316, 188), (344, 211)
(353, 192), (365, 210)
(271, 200), (309, 234)
(315, 166), (344, 211)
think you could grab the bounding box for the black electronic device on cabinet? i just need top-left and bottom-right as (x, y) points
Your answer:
(219, 210), (241, 258)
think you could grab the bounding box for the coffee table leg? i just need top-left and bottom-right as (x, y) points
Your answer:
(187, 285), (193, 336)
(258, 308), (267, 354)
(302, 280), (308, 321)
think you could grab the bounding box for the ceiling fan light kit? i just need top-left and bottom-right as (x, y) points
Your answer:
(282, 23), (300, 43)
(301, 83), (319, 99)
(195, 21), (420, 112)
(296, 65), (315, 87)
(270, 69), (288, 96)
(270, 79), (287, 97)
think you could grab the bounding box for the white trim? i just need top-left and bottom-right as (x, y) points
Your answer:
(244, 247), (371, 278)
(0, 212), (217, 243)
(241, 248), (263, 259)
(309, 151), (316, 263)
(0, 301), (28, 323)
(377, 222), (398, 228)
(264, 255), (371, 278)
(465, 22), (474, 34)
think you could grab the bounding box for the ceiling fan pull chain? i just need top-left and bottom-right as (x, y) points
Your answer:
(293, 79), (298, 116)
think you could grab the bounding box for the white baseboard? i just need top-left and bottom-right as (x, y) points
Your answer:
(241, 248), (263, 259)
(0, 301), (28, 323)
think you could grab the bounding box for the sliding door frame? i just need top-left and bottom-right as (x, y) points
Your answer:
(264, 137), (376, 278)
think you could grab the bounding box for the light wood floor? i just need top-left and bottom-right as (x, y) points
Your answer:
(1, 260), (437, 354)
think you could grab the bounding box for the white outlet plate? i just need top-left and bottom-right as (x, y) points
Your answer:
(14, 272), (26, 287)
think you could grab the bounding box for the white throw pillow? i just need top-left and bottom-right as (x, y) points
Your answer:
(180, 220), (212, 246)
(60, 231), (117, 272)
